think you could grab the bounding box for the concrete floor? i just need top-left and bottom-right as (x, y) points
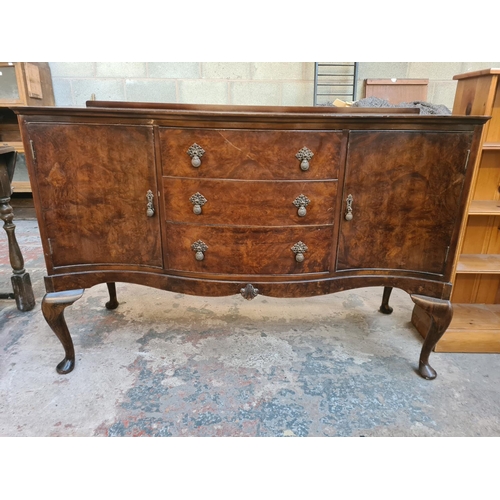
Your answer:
(1, 219), (500, 437)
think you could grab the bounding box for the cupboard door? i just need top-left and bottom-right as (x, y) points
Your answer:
(28, 123), (162, 269)
(337, 131), (473, 276)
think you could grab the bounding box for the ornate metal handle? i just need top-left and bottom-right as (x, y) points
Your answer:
(345, 194), (353, 221)
(291, 241), (308, 263)
(187, 143), (205, 168)
(191, 240), (208, 261)
(146, 190), (155, 217)
(295, 147), (314, 171)
(190, 192), (207, 215)
(293, 194), (310, 217)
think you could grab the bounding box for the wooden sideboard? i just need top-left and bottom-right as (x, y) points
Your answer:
(13, 102), (488, 379)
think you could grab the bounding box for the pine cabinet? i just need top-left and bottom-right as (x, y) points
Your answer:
(413, 68), (500, 352)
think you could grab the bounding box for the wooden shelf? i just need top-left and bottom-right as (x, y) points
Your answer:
(4, 141), (24, 152)
(456, 254), (500, 274)
(419, 68), (500, 352)
(413, 303), (500, 352)
(468, 200), (500, 215)
(483, 142), (500, 150)
(12, 181), (31, 193)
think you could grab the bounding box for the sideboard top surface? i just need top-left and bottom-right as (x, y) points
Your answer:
(11, 102), (489, 130)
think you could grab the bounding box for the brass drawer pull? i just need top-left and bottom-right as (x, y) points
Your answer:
(191, 240), (208, 261)
(291, 241), (308, 263)
(293, 194), (310, 217)
(190, 192), (207, 215)
(187, 143), (205, 168)
(295, 147), (314, 171)
(345, 194), (353, 221)
(146, 190), (155, 217)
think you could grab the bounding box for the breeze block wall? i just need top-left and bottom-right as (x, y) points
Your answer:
(49, 62), (500, 110)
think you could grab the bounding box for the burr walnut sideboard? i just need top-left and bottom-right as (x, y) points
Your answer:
(13, 102), (488, 379)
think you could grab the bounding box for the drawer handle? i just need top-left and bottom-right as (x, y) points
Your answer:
(293, 194), (310, 217)
(187, 143), (205, 168)
(291, 241), (308, 263)
(345, 194), (353, 221)
(191, 240), (208, 261)
(146, 190), (155, 217)
(190, 192), (207, 215)
(295, 147), (314, 171)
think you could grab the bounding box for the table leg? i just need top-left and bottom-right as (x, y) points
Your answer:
(410, 294), (453, 380)
(42, 289), (84, 374)
(105, 282), (119, 310)
(0, 194), (35, 312)
(379, 286), (393, 314)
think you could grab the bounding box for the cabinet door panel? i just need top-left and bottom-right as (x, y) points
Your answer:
(28, 123), (162, 269)
(337, 131), (473, 275)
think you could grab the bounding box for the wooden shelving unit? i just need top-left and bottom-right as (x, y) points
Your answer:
(412, 68), (500, 353)
(0, 62), (54, 193)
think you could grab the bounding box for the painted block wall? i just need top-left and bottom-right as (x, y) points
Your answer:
(49, 62), (500, 110)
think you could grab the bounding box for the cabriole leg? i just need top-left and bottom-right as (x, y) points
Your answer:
(105, 282), (119, 310)
(41, 289), (84, 374)
(410, 294), (453, 380)
(379, 286), (393, 314)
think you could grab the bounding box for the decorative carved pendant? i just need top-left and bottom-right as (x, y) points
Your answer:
(240, 283), (259, 300)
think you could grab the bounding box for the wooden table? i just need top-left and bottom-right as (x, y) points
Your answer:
(0, 145), (35, 311)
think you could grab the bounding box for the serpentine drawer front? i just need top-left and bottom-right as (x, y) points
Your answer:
(13, 101), (488, 380)
(162, 178), (338, 226)
(159, 128), (342, 179)
(164, 224), (334, 275)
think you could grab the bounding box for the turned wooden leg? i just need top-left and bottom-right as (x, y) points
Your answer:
(105, 282), (119, 310)
(379, 286), (393, 314)
(410, 294), (453, 380)
(41, 289), (84, 374)
(0, 171), (35, 312)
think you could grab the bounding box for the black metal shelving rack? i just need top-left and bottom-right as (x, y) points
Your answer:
(313, 62), (358, 106)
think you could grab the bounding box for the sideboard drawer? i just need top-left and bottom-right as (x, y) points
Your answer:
(163, 178), (337, 226)
(159, 128), (343, 180)
(165, 224), (334, 275)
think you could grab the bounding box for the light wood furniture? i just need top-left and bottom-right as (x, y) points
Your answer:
(365, 79), (429, 104)
(13, 101), (486, 378)
(0, 62), (54, 193)
(412, 68), (500, 352)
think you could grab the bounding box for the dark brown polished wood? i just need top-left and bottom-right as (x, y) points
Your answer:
(105, 282), (119, 310)
(0, 146), (35, 311)
(41, 289), (84, 374)
(13, 101), (488, 378)
(410, 295), (453, 379)
(379, 286), (394, 315)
